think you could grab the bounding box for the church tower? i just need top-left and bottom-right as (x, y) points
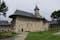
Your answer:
(34, 5), (40, 17)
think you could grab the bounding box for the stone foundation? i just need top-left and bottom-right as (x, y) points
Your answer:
(0, 26), (14, 32)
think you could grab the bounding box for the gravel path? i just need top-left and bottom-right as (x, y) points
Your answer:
(15, 32), (28, 40)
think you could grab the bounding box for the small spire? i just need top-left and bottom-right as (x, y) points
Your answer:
(34, 5), (40, 11)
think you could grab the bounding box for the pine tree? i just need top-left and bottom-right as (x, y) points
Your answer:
(0, 0), (8, 12)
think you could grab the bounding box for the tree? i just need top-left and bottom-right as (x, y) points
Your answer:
(0, 0), (8, 13)
(51, 10), (60, 19)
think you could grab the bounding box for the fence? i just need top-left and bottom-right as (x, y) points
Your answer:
(49, 24), (60, 30)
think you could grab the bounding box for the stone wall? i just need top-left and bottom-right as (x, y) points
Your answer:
(14, 17), (49, 32)
(0, 25), (14, 32)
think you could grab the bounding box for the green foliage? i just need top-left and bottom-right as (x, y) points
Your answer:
(51, 10), (60, 18)
(0, 1), (8, 12)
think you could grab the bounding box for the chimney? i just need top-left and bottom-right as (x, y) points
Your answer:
(34, 5), (40, 17)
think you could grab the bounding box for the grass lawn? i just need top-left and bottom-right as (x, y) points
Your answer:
(0, 32), (18, 38)
(25, 30), (60, 40)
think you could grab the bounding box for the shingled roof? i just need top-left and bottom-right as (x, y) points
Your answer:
(50, 18), (60, 25)
(9, 10), (47, 21)
(0, 21), (10, 26)
(14, 10), (36, 17)
(34, 6), (40, 10)
(10, 10), (43, 18)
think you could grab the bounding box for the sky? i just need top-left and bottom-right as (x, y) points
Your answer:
(3, 0), (60, 21)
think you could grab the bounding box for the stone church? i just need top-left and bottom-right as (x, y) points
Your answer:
(9, 6), (49, 32)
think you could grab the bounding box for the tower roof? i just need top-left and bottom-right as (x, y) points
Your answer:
(34, 5), (40, 10)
